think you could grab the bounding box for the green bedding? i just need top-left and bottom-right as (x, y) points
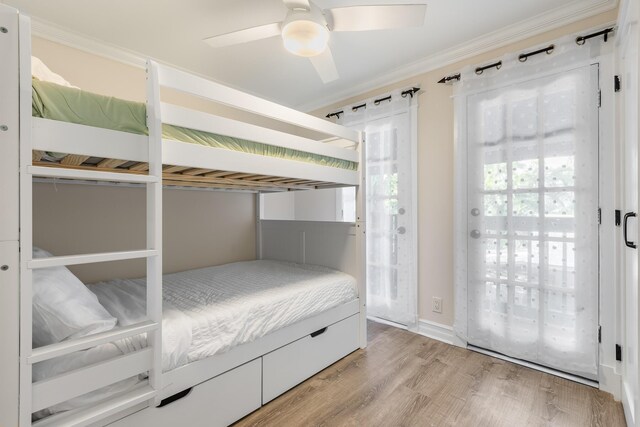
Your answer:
(31, 79), (357, 171)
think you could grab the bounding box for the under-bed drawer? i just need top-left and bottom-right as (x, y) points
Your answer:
(110, 358), (261, 427)
(262, 313), (359, 404)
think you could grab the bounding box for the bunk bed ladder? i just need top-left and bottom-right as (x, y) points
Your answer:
(16, 16), (164, 425)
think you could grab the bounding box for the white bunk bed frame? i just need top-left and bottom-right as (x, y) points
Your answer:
(0, 6), (367, 427)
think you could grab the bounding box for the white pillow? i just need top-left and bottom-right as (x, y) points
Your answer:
(31, 56), (79, 89)
(32, 247), (117, 348)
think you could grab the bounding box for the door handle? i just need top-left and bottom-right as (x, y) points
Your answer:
(624, 212), (637, 249)
(397, 226), (406, 235)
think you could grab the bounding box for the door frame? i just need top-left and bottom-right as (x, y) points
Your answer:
(616, 0), (640, 422)
(452, 41), (619, 396)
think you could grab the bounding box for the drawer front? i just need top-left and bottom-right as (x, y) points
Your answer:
(262, 314), (359, 404)
(110, 358), (261, 427)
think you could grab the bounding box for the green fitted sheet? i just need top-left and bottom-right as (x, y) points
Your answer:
(31, 79), (357, 171)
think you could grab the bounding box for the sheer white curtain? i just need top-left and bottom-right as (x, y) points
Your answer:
(454, 36), (600, 378)
(339, 90), (418, 327)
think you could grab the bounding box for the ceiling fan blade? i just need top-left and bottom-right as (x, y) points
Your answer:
(309, 47), (339, 83)
(283, 0), (310, 10)
(328, 4), (427, 32)
(203, 22), (281, 48)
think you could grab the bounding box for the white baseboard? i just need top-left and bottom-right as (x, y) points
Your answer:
(623, 380), (636, 427)
(599, 363), (622, 400)
(416, 319), (455, 345)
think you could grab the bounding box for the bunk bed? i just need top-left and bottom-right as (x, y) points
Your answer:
(0, 6), (366, 427)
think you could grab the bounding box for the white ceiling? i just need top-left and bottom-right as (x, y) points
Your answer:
(3, 0), (616, 109)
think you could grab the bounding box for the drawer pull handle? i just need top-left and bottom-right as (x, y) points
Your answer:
(158, 387), (192, 407)
(310, 327), (327, 338)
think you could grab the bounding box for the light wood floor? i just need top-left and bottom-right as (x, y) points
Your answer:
(235, 321), (626, 427)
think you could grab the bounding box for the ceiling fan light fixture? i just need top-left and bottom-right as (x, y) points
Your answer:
(282, 18), (329, 57)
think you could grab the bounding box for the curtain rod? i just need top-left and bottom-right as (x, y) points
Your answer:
(437, 26), (615, 84)
(325, 87), (420, 118)
(576, 27), (614, 45)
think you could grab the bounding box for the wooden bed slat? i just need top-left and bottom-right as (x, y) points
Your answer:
(60, 154), (90, 166)
(163, 173), (314, 190)
(163, 165), (191, 174)
(204, 171), (234, 178)
(222, 173), (259, 179)
(32, 150), (44, 162)
(97, 159), (128, 169)
(32, 161), (329, 191)
(129, 162), (149, 171)
(181, 168), (213, 176)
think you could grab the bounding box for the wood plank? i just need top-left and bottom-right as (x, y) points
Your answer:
(60, 154), (90, 166)
(32, 161), (324, 191)
(235, 321), (626, 427)
(162, 165), (191, 174)
(253, 176), (290, 182)
(181, 168), (213, 176)
(32, 150), (44, 162)
(129, 162), (149, 172)
(203, 170), (235, 178)
(162, 180), (261, 191)
(97, 158), (128, 169)
(221, 173), (259, 179)
(162, 173), (316, 190)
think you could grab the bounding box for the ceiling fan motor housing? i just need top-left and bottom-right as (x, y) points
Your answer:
(281, 7), (330, 57)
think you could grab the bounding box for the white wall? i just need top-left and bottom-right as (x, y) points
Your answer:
(33, 183), (256, 284)
(261, 192), (295, 220)
(262, 188), (354, 222)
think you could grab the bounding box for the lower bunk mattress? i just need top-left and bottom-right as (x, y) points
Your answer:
(33, 259), (357, 418)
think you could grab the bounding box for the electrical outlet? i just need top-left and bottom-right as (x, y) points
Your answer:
(432, 297), (442, 314)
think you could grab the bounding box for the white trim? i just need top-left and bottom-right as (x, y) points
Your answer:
(298, 2), (618, 112)
(599, 363), (623, 399)
(31, 18), (146, 69)
(416, 319), (455, 345)
(624, 380), (637, 427)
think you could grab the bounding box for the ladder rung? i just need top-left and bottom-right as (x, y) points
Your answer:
(28, 165), (159, 184)
(32, 383), (155, 427)
(32, 348), (153, 412)
(29, 321), (159, 364)
(29, 249), (158, 269)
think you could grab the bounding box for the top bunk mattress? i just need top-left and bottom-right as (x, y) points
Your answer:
(31, 78), (357, 171)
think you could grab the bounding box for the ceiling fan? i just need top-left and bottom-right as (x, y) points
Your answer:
(203, 1), (427, 83)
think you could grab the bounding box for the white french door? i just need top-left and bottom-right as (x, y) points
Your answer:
(465, 65), (600, 379)
(619, 4), (640, 420)
(340, 93), (418, 328)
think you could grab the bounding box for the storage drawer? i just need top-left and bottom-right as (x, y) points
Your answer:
(110, 358), (261, 427)
(262, 314), (359, 404)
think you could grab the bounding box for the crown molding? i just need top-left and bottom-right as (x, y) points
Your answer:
(30, 17), (147, 69)
(29, 16), (275, 102)
(296, 0), (618, 112)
